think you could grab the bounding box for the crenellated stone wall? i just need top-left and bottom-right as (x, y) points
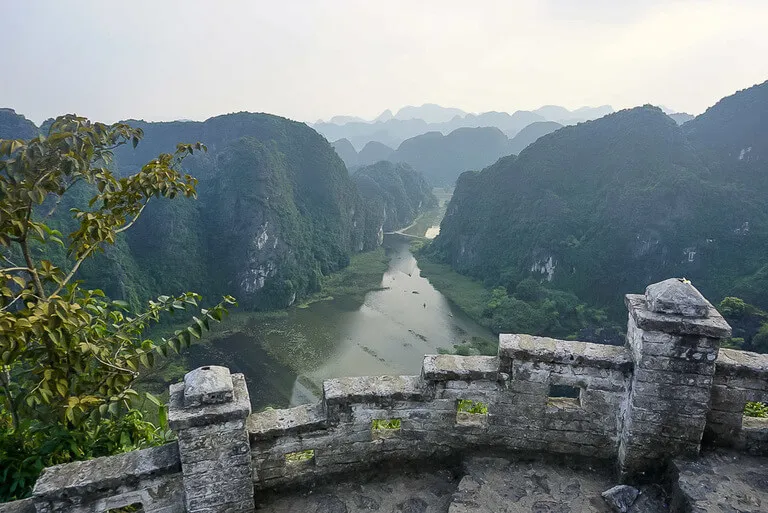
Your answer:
(2, 278), (767, 513)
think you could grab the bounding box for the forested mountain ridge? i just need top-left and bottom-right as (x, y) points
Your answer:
(0, 108), (37, 140)
(1, 111), (434, 311)
(334, 123), (564, 186)
(431, 83), (768, 314)
(353, 161), (437, 248)
(390, 127), (513, 186)
(314, 104), (614, 150)
(683, 80), (768, 307)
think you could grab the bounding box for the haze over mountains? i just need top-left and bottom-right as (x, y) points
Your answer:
(326, 103), (694, 186)
(315, 103), (622, 151)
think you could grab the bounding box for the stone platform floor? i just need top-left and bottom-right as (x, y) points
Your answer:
(673, 450), (768, 512)
(255, 450), (766, 512)
(254, 454), (664, 513)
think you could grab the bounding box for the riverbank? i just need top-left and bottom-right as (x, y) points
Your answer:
(412, 248), (498, 355)
(139, 246), (389, 394)
(401, 187), (452, 238)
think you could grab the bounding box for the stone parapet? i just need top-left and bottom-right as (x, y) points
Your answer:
(499, 334), (632, 371)
(30, 443), (183, 513)
(705, 348), (768, 450)
(8, 278), (768, 512)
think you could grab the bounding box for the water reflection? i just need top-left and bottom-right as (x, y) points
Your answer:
(188, 234), (493, 410)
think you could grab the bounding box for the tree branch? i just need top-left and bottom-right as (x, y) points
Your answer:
(21, 239), (45, 300)
(0, 367), (20, 430)
(115, 200), (149, 234)
(49, 245), (96, 298)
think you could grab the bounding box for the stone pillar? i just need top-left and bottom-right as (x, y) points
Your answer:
(168, 366), (255, 512)
(618, 279), (731, 482)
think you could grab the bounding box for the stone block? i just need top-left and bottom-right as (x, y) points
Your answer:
(499, 334), (632, 371)
(636, 354), (716, 375)
(422, 354), (499, 381)
(715, 348), (768, 382)
(183, 366), (234, 408)
(247, 401), (327, 440)
(323, 375), (427, 407)
(625, 294), (731, 338)
(645, 278), (710, 318)
(33, 443), (181, 500)
(169, 374), (251, 431)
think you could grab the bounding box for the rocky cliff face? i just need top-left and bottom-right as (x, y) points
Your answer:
(113, 113), (369, 309)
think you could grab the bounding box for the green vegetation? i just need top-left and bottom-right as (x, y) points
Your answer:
(306, 246), (388, 305)
(718, 297), (768, 353)
(402, 187), (451, 238)
(371, 418), (401, 430)
(416, 250), (618, 347)
(353, 161), (436, 247)
(284, 449), (315, 463)
(430, 83), (768, 323)
(457, 399), (488, 415)
(0, 116), (233, 500)
(744, 402), (768, 418)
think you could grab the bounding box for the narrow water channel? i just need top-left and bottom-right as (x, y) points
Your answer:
(186, 233), (493, 410)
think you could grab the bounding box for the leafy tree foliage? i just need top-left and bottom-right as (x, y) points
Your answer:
(719, 297), (768, 353)
(0, 116), (234, 500)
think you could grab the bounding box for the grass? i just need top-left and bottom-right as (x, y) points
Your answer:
(372, 418), (402, 430)
(285, 449), (315, 463)
(415, 252), (491, 324)
(457, 399), (488, 415)
(745, 401), (768, 418)
(302, 246), (389, 305)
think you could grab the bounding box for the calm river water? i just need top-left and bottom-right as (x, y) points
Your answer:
(186, 234), (493, 410)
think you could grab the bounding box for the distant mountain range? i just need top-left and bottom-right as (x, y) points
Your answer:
(333, 121), (565, 185)
(314, 103), (616, 150)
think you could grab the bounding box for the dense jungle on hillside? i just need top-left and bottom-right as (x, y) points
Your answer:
(427, 79), (768, 353)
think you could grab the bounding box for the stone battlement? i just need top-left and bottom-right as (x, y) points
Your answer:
(2, 279), (767, 513)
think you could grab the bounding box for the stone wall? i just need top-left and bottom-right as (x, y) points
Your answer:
(3, 278), (768, 513)
(248, 340), (632, 491)
(26, 443), (183, 513)
(706, 347), (768, 454)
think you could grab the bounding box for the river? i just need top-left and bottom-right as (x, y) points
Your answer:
(186, 230), (493, 411)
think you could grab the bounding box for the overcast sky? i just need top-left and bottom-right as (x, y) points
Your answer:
(5, 0), (768, 124)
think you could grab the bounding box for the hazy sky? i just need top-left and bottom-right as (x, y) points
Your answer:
(5, 1), (768, 124)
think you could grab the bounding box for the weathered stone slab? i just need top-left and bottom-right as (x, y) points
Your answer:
(739, 417), (768, 455)
(33, 443), (180, 499)
(247, 401), (327, 440)
(716, 348), (768, 382)
(169, 373), (251, 430)
(499, 333), (633, 371)
(645, 278), (709, 318)
(183, 365), (234, 407)
(323, 375), (426, 406)
(0, 498), (35, 513)
(422, 354), (499, 381)
(625, 294), (731, 338)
